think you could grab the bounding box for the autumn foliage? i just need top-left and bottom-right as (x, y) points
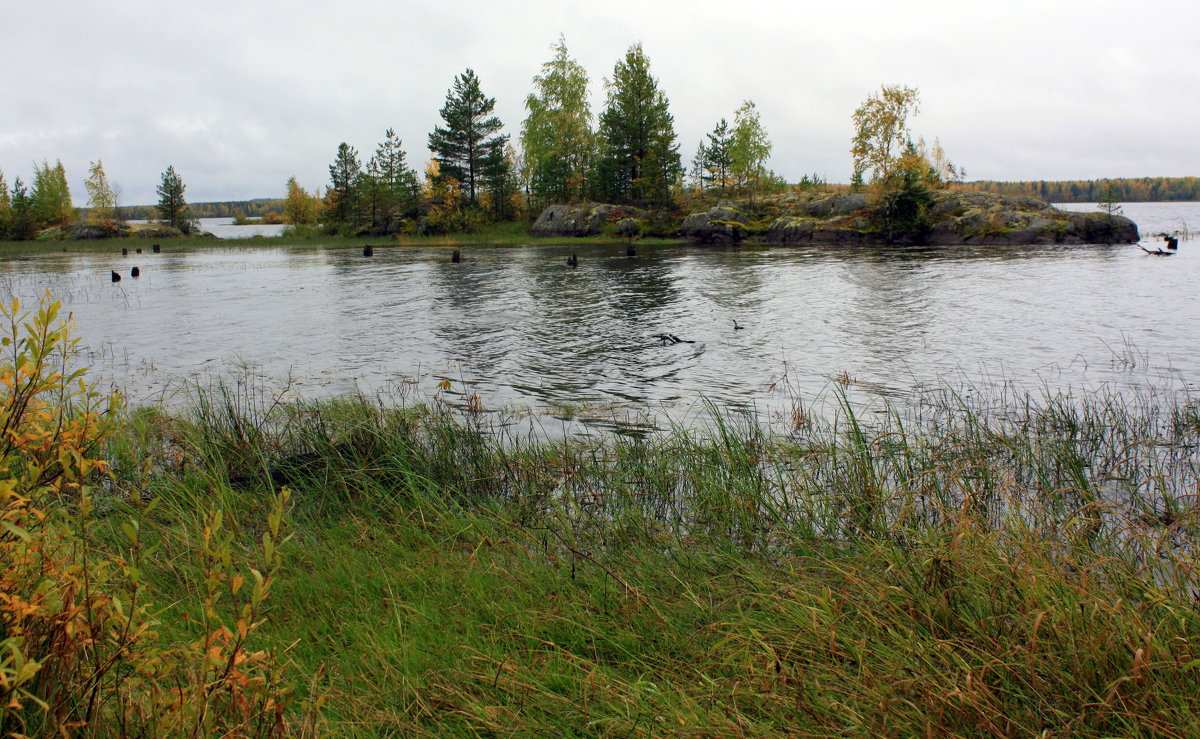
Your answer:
(0, 294), (293, 737)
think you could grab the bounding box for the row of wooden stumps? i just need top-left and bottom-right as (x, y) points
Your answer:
(120, 244), (161, 256)
(112, 243), (160, 281)
(361, 246), (464, 263)
(359, 244), (636, 265)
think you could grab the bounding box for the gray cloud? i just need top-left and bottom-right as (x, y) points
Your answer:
(1, 0), (1195, 205)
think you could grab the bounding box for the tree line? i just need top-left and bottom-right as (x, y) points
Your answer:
(117, 199), (284, 221)
(0, 159), (200, 240)
(287, 39), (789, 236)
(4, 37), (1196, 242)
(962, 177), (1200, 203)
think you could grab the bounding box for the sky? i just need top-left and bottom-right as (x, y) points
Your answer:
(2, 0), (1196, 205)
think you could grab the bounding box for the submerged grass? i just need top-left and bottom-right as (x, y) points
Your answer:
(91, 380), (1200, 735)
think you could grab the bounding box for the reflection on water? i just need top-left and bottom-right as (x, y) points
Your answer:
(1, 203), (1198, 428)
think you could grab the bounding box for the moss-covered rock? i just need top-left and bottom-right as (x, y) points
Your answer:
(532, 190), (1140, 247)
(680, 206), (748, 243)
(531, 203), (646, 237)
(62, 222), (132, 240)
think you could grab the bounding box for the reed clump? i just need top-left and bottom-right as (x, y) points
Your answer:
(82, 366), (1200, 735)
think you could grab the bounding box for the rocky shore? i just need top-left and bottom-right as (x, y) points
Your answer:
(531, 190), (1140, 246)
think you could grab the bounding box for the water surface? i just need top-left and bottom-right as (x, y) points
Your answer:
(3, 202), (1197, 428)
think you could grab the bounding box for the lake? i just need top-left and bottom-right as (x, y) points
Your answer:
(3, 202), (1197, 430)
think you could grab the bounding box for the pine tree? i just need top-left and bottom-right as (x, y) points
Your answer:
(1097, 181), (1123, 218)
(156, 165), (198, 233)
(522, 36), (594, 205)
(593, 43), (681, 205)
(428, 69), (509, 206)
(327, 143), (363, 229)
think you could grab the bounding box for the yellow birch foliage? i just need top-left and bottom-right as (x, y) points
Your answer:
(0, 293), (294, 737)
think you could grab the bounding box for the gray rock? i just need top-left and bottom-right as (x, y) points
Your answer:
(615, 218), (641, 238)
(806, 193), (871, 218)
(809, 226), (871, 245)
(530, 203), (620, 237)
(766, 218), (814, 243)
(680, 206), (747, 243)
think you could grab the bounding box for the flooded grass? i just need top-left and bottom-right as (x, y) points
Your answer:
(91, 377), (1200, 735)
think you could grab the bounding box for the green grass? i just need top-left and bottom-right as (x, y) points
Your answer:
(90, 383), (1200, 736)
(0, 219), (683, 255)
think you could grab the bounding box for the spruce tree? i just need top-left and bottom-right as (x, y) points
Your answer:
(366, 129), (419, 233)
(428, 69), (508, 206)
(327, 143), (363, 229)
(156, 165), (198, 233)
(695, 118), (732, 194)
(0, 169), (10, 239)
(594, 43), (681, 206)
(9, 177), (35, 240)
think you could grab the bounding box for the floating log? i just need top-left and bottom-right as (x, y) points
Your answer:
(733, 320), (744, 330)
(1140, 246), (1175, 256)
(654, 333), (695, 345)
(111, 271), (121, 282)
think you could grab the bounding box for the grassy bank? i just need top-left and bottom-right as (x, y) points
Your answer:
(94, 378), (1199, 736)
(0, 220), (683, 255)
(5, 298), (1200, 735)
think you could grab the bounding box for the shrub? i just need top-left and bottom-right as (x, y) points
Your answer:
(0, 293), (294, 736)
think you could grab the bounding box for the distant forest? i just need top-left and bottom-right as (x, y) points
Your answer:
(114, 177), (1200, 221)
(964, 177), (1200, 203)
(117, 198), (285, 220)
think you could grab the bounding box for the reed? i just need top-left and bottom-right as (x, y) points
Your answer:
(86, 372), (1200, 735)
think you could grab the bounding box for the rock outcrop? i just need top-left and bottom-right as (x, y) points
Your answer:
(679, 205), (747, 243)
(63, 222), (132, 240)
(683, 190), (1138, 246)
(531, 190), (1140, 247)
(531, 203), (646, 238)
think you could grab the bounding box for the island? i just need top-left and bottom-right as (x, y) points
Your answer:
(532, 190), (1140, 246)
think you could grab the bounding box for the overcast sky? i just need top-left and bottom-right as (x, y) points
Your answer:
(2, 0), (1195, 205)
